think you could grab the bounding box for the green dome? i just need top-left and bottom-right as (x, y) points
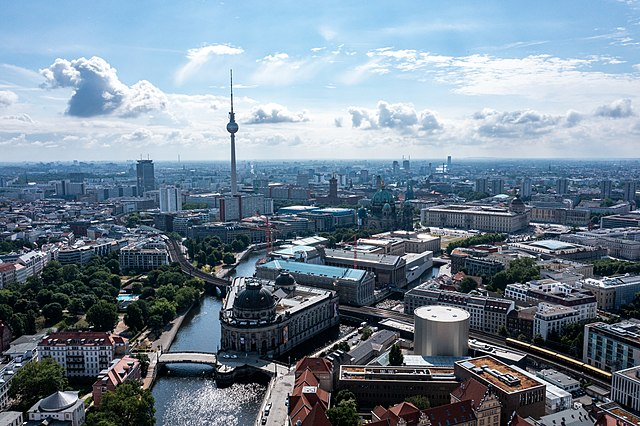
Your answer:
(371, 187), (395, 207)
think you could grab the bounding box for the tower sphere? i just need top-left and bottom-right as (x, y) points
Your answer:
(227, 121), (239, 134)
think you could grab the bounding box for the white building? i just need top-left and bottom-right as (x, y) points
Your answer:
(509, 365), (572, 413)
(119, 237), (169, 271)
(581, 275), (640, 311)
(38, 331), (129, 378)
(27, 391), (85, 426)
(534, 303), (580, 340)
(420, 204), (529, 233)
(612, 365), (640, 413)
(159, 185), (182, 213)
(583, 320), (640, 372)
(535, 369), (580, 393)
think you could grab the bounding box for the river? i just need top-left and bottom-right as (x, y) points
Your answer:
(152, 251), (268, 425)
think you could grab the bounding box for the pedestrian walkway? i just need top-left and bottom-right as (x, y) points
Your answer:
(255, 371), (295, 426)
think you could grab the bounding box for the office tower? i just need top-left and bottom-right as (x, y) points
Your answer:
(392, 161), (400, 174)
(447, 155), (452, 171)
(556, 178), (568, 195)
(226, 70), (239, 195)
(491, 178), (504, 195)
(159, 185), (182, 213)
(475, 178), (488, 194)
(136, 159), (155, 196)
(623, 181), (636, 202)
(600, 179), (612, 199)
(402, 158), (410, 170)
(521, 178), (532, 198)
(329, 175), (338, 199)
(296, 174), (309, 188)
(360, 169), (369, 184)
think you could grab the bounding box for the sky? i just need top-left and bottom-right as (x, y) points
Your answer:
(1, 0), (640, 162)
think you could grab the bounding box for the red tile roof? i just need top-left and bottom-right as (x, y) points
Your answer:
(451, 377), (489, 407)
(423, 400), (477, 426)
(295, 357), (332, 374)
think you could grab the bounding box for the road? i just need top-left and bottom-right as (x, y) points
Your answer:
(164, 237), (230, 287)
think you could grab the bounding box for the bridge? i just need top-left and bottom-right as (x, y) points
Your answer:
(165, 238), (230, 288)
(157, 351), (218, 367)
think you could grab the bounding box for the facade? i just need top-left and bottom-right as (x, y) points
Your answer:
(583, 320), (640, 372)
(421, 204), (529, 233)
(611, 365), (640, 413)
(533, 303), (579, 340)
(450, 248), (505, 277)
(454, 356), (546, 423)
(136, 159), (155, 196)
(560, 228), (640, 260)
(118, 237), (169, 271)
(38, 331), (129, 378)
(323, 248), (407, 288)
(601, 214), (640, 229)
(27, 391), (85, 426)
(582, 275), (640, 311)
(92, 356), (141, 408)
(220, 276), (339, 356)
(405, 284), (514, 334)
(256, 259), (375, 306)
(159, 185), (182, 213)
(0, 263), (16, 288)
(414, 306), (469, 357)
(338, 365), (459, 409)
(529, 207), (590, 226)
(510, 239), (606, 261)
(535, 369), (580, 393)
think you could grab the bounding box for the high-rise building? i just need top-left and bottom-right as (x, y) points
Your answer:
(392, 161), (400, 174)
(475, 178), (488, 194)
(623, 181), (636, 202)
(447, 155), (452, 171)
(159, 185), (182, 213)
(556, 178), (568, 195)
(521, 177), (532, 198)
(226, 70), (239, 196)
(600, 179), (612, 199)
(491, 178), (504, 195)
(136, 159), (155, 196)
(402, 158), (410, 170)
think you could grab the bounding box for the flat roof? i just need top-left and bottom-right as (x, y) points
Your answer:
(529, 240), (577, 251)
(457, 356), (544, 393)
(260, 259), (366, 281)
(415, 305), (470, 322)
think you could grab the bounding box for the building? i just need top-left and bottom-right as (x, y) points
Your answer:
(405, 284), (514, 334)
(521, 178), (532, 199)
(0, 412), (22, 426)
(611, 365), (640, 412)
(323, 248), (407, 289)
(421, 204), (529, 233)
(0, 357), (31, 410)
(450, 247), (505, 277)
(27, 391), (85, 426)
(159, 185), (182, 213)
(535, 369), (580, 393)
(534, 303), (580, 340)
(511, 239), (606, 261)
(623, 181), (636, 202)
(454, 356), (546, 423)
(509, 364), (572, 413)
(582, 275), (640, 311)
(38, 331), (129, 378)
(136, 159), (155, 196)
(92, 356), (141, 408)
(583, 320), (640, 372)
(0, 263), (16, 288)
(220, 276), (339, 356)
(118, 237), (169, 271)
(338, 365), (459, 409)
(561, 228), (640, 261)
(556, 178), (569, 195)
(601, 213), (640, 229)
(288, 358), (333, 426)
(491, 178), (505, 195)
(529, 207), (590, 227)
(601, 179), (612, 200)
(256, 259), (375, 306)
(414, 306), (469, 357)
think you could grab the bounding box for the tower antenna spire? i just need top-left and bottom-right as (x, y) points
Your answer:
(230, 69), (234, 116)
(226, 69), (239, 196)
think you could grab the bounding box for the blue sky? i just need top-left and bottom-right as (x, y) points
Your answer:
(1, 0), (639, 161)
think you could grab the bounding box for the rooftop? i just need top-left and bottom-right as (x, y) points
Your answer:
(456, 356), (544, 393)
(260, 259), (366, 281)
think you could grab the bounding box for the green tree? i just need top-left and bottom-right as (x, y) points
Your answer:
(149, 299), (176, 324)
(9, 358), (68, 412)
(498, 325), (509, 338)
(334, 390), (357, 406)
(222, 253), (235, 265)
(85, 381), (155, 426)
(459, 277), (478, 293)
(86, 300), (118, 331)
(360, 327), (373, 341)
(405, 395), (430, 410)
(42, 302), (63, 324)
(326, 399), (359, 426)
(134, 353), (150, 377)
(389, 343), (404, 366)
(124, 303), (145, 332)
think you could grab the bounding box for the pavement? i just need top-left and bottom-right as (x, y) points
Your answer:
(255, 371), (295, 426)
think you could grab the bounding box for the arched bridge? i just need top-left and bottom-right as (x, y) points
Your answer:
(157, 352), (218, 367)
(165, 238), (230, 288)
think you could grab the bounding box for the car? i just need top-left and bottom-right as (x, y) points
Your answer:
(261, 418), (267, 425)
(231, 354), (238, 359)
(222, 354), (230, 359)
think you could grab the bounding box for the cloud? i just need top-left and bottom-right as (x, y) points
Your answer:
(594, 98), (634, 118)
(1, 113), (34, 123)
(40, 56), (167, 118)
(348, 101), (443, 132)
(334, 117), (343, 127)
(245, 103), (309, 124)
(0, 90), (18, 107)
(471, 108), (560, 138)
(175, 44), (244, 85)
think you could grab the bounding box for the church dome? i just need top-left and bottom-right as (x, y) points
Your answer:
(372, 187), (395, 207)
(275, 270), (296, 290)
(38, 391), (79, 412)
(233, 279), (276, 321)
(383, 203), (392, 212)
(510, 196), (526, 214)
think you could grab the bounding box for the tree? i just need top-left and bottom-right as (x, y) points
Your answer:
(360, 327), (373, 341)
(86, 300), (118, 332)
(326, 398), (359, 426)
(42, 302), (63, 324)
(9, 358), (68, 412)
(85, 381), (155, 426)
(124, 303), (145, 332)
(459, 277), (478, 294)
(498, 325), (509, 338)
(334, 390), (357, 406)
(150, 299), (176, 324)
(134, 353), (150, 377)
(389, 343), (404, 366)
(222, 253), (236, 265)
(405, 395), (430, 410)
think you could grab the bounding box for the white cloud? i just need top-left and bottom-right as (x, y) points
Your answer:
(40, 56), (167, 118)
(1, 113), (34, 123)
(471, 109), (560, 138)
(175, 44), (244, 85)
(0, 90), (18, 107)
(594, 98), (634, 118)
(348, 101), (443, 133)
(245, 103), (309, 124)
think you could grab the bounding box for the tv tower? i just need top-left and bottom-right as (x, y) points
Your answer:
(226, 70), (239, 195)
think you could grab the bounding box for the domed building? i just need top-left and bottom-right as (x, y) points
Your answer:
(220, 274), (339, 356)
(27, 391), (85, 426)
(510, 195), (526, 214)
(364, 177), (399, 231)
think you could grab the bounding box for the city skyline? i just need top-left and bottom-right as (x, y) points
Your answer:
(1, 0), (640, 162)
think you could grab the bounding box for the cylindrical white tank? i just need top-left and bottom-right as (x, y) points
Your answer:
(414, 305), (469, 357)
